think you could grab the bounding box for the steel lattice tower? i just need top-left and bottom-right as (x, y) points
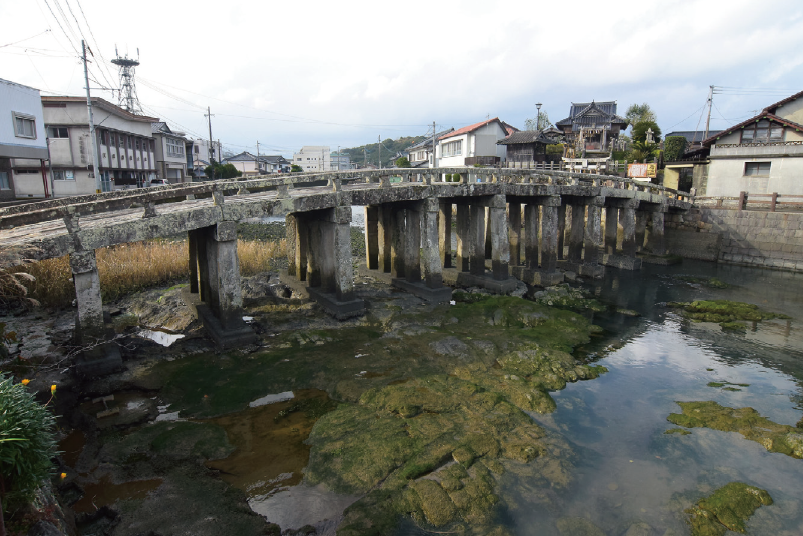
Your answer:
(111, 47), (142, 114)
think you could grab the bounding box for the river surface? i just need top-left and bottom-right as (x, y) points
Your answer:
(499, 260), (803, 535)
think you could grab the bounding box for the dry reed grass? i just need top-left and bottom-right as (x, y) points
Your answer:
(13, 238), (286, 308)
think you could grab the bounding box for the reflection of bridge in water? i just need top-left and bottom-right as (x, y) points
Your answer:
(0, 168), (691, 375)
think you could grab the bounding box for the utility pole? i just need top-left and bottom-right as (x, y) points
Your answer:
(431, 121), (437, 168)
(205, 107), (215, 179)
(364, 147), (366, 168)
(704, 85), (714, 141)
(82, 40), (103, 193)
(378, 135), (381, 169)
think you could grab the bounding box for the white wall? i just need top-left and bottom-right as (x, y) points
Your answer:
(0, 79), (47, 159)
(293, 146), (330, 172)
(708, 157), (803, 197)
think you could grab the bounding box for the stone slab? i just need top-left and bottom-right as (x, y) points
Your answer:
(602, 254), (643, 271)
(196, 303), (257, 349)
(280, 270), (366, 320)
(555, 260), (605, 279)
(74, 342), (122, 378)
(511, 266), (565, 287)
(442, 267), (518, 293)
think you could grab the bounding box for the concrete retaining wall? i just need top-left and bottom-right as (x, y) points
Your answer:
(666, 207), (803, 272)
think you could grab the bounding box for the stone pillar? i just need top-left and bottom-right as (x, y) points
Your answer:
(508, 201), (522, 266)
(405, 207), (422, 283)
(439, 201), (452, 268)
(485, 207), (493, 259)
(188, 229), (200, 294)
(584, 198), (604, 265)
(377, 205), (391, 273)
(557, 203), (567, 259)
(285, 214), (297, 277)
(69, 250), (104, 340)
(635, 211), (648, 252)
(568, 203), (585, 263)
(391, 206), (406, 278)
(456, 204), (470, 272)
(422, 198), (443, 288)
(604, 205), (619, 254)
(294, 216), (309, 282)
(205, 221), (245, 330)
(524, 204), (540, 269)
(319, 220), (336, 293)
(331, 206), (355, 301)
(489, 195), (510, 280)
(648, 209), (667, 255)
(470, 204), (486, 276)
(620, 201), (638, 257)
(364, 206), (379, 270)
(541, 197), (561, 272)
(306, 220), (323, 288)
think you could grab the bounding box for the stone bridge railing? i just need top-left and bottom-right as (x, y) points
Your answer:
(0, 168), (692, 376)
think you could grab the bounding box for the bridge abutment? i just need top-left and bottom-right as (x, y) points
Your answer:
(602, 200), (643, 271)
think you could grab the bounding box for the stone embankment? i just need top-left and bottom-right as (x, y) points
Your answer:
(666, 207), (803, 272)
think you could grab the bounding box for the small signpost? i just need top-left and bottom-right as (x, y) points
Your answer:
(627, 163), (657, 180)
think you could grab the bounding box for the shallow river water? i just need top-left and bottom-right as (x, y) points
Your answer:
(500, 260), (803, 535)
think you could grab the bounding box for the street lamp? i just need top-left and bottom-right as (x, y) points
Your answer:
(535, 102), (542, 131)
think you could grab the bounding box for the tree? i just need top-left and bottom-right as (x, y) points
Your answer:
(394, 157), (411, 168)
(290, 164), (304, 173)
(663, 136), (687, 163)
(631, 121), (662, 144)
(629, 140), (661, 163)
(525, 111), (552, 131)
(625, 103), (656, 127)
(204, 161), (242, 180)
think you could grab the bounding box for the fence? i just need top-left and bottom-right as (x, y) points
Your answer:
(695, 192), (803, 212)
(501, 160), (629, 174)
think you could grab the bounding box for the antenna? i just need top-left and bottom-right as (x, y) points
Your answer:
(111, 47), (143, 114)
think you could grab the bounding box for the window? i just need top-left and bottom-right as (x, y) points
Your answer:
(0, 172), (9, 190)
(442, 140), (462, 157)
(194, 145), (199, 154)
(118, 134), (125, 148)
(53, 170), (75, 181)
(744, 162), (771, 176)
(100, 131), (109, 144)
(47, 127), (69, 138)
(128, 137), (133, 149)
(166, 137), (184, 157)
(14, 169), (39, 174)
(136, 139), (141, 151)
(741, 120), (785, 144)
(13, 112), (36, 139)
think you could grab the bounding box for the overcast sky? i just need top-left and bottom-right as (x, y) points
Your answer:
(3, 0), (803, 158)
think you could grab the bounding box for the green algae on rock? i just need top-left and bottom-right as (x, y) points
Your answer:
(686, 482), (772, 535)
(530, 285), (608, 313)
(664, 428), (691, 436)
(667, 401), (803, 458)
(667, 300), (790, 330)
(707, 381), (749, 391)
(556, 516), (606, 536)
(675, 275), (730, 289)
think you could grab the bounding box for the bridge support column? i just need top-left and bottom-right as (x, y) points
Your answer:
(405, 207), (422, 283)
(557, 200), (604, 278)
(422, 199), (445, 290)
(190, 222), (257, 348)
(647, 209), (667, 255)
(286, 214), (297, 278)
(456, 204), (470, 272)
(567, 203), (585, 263)
(378, 205), (391, 273)
(365, 206), (379, 270)
(635, 211), (648, 252)
(485, 207), (493, 260)
(541, 197), (561, 274)
(580, 198), (605, 278)
(470, 204), (486, 276)
(604, 206), (618, 254)
(391, 206), (406, 278)
(70, 249), (122, 376)
(523, 203), (539, 269)
(439, 202), (452, 268)
(508, 201), (522, 267)
(489, 195), (510, 280)
(331, 207), (355, 302)
(602, 200), (642, 270)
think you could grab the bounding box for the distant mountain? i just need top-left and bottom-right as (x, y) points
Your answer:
(341, 135), (427, 168)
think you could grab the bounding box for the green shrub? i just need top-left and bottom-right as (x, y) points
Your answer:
(0, 375), (58, 516)
(664, 136), (686, 163)
(546, 144), (564, 155)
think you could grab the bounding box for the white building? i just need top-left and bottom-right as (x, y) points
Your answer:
(13, 96), (158, 197)
(702, 90), (803, 197)
(187, 138), (222, 179)
(407, 128), (454, 168)
(293, 146), (330, 172)
(0, 78), (49, 200)
(436, 118), (513, 168)
(331, 152), (351, 170)
(151, 122), (188, 183)
(223, 152), (291, 176)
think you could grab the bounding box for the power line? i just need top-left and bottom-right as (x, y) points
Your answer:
(0, 29), (52, 49)
(62, 0), (114, 90)
(41, 0), (80, 57)
(72, 0), (117, 88)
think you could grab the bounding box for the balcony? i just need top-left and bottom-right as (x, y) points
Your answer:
(711, 140), (803, 158)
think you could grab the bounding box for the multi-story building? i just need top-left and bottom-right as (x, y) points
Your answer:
(330, 152), (351, 170)
(407, 128), (454, 167)
(13, 96), (158, 197)
(222, 152), (291, 176)
(293, 146), (330, 172)
(0, 78), (49, 201)
(187, 138), (222, 180)
(436, 118), (513, 167)
(151, 122), (188, 183)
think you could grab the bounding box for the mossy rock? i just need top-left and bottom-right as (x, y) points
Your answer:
(556, 517), (606, 536)
(100, 421), (234, 464)
(667, 401), (803, 458)
(664, 428), (691, 436)
(686, 482), (772, 535)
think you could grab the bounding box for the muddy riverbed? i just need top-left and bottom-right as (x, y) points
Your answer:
(10, 257), (803, 536)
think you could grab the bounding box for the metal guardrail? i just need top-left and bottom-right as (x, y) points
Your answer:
(0, 168), (693, 230)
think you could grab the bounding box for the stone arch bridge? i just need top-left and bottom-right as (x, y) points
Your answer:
(0, 168), (691, 374)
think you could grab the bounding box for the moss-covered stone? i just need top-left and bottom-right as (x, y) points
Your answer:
(675, 275), (730, 289)
(667, 401), (803, 458)
(667, 300), (790, 330)
(556, 517), (606, 536)
(100, 421), (234, 464)
(685, 482), (772, 535)
(664, 428), (691, 436)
